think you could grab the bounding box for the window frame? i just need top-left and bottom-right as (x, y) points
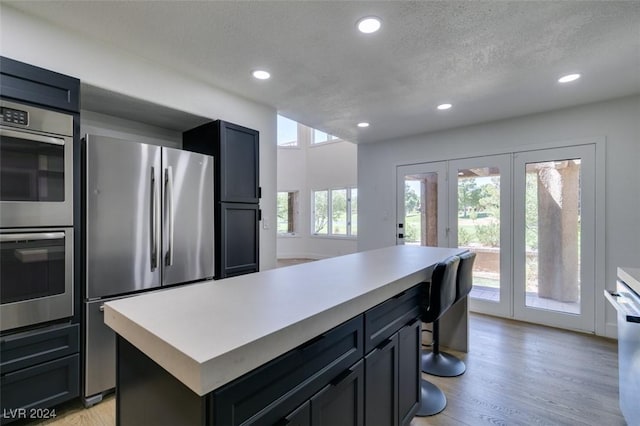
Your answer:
(311, 187), (357, 238)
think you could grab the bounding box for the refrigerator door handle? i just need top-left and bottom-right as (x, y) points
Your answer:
(165, 166), (174, 267)
(150, 167), (159, 271)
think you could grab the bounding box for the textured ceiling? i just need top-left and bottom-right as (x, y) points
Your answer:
(6, 1), (640, 144)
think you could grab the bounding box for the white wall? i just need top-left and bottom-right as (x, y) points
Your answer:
(278, 137), (358, 259)
(1, 5), (277, 271)
(358, 95), (640, 337)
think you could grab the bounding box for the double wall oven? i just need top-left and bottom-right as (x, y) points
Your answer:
(0, 99), (74, 332)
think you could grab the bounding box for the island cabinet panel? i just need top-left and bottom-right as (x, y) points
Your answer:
(117, 338), (207, 426)
(212, 316), (363, 425)
(364, 334), (399, 426)
(114, 284), (423, 426)
(397, 319), (421, 425)
(364, 285), (421, 353)
(309, 360), (364, 426)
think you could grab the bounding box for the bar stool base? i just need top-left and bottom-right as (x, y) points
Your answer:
(416, 379), (447, 416)
(422, 351), (466, 377)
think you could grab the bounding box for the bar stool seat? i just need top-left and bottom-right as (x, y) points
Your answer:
(416, 255), (459, 417)
(422, 251), (476, 377)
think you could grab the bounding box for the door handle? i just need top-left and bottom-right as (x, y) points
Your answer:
(165, 166), (174, 267)
(150, 167), (159, 271)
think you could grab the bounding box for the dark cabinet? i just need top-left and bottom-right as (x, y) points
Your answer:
(183, 120), (259, 204)
(0, 354), (79, 424)
(212, 316), (363, 426)
(364, 318), (420, 426)
(114, 286), (421, 426)
(217, 203), (260, 278)
(0, 56), (80, 113)
(0, 324), (80, 424)
(365, 334), (399, 426)
(183, 120), (260, 279)
(397, 320), (421, 425)
(310, 360), (364, 426)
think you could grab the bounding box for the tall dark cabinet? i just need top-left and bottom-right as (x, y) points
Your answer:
(0, 57), (81, 424)
(183, 120), (260, 279)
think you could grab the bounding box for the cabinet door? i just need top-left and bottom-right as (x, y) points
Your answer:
(218, 121), (260, 204)
(217, 202), (259, 279)
(0, 354), (79, 423)
(310, 360), (364, 426)
(397, 319), (421, 426)
(364, 334), (399, 426)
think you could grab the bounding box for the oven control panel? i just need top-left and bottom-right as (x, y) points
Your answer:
(1, 106), (29, 125)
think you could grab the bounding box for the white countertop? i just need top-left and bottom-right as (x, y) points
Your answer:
(104, 245), (462, 396)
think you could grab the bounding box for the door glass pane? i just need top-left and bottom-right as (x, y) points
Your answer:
(331, 189), (347, 235)
(458, 167), (501, 302)
(525, 160), (581, 314)
(404, 173), (438, 246)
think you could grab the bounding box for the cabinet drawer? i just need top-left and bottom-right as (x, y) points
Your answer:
(0, 56), (80, 112)
(364, 285), (421, 353)
(1, 323), (79, 374)
(213, 315), (363, 426)
(0, 354), (79, 423)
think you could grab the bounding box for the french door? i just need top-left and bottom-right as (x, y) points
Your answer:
(449, 155), (512, 317)
(396, 145), (596, 332)
(512, 145), (595, 332)
(396, 162), (448, 247)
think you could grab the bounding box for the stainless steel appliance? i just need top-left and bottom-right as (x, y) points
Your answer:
(604, 267), (640, 424)
(0, 228), (74, 332)
(0, 99), (74, 228)
(83, 135), (214, 405)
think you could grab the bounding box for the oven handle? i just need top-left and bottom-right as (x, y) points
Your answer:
(0, 127), (65, 146)
(0, 232), (65, 242)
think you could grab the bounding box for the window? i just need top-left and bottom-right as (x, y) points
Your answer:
(277, 115), (298, 147)
(312, 129), (338, 145)
(312, 187), (357, 237)
(277, 191), (298, 234)
(313, 190), (329, 234)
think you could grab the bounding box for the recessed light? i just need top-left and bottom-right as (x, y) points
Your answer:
(252, 70), (271, 80)
(357, 122), (370, 128)
(558, 73), (580, 83)
(437, 103), (452, 110)
(357, 17), (381, 34)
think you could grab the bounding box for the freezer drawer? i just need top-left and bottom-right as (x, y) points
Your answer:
(84, 298), (122, 403)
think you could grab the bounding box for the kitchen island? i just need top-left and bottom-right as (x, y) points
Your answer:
(105, 245), (466, 425)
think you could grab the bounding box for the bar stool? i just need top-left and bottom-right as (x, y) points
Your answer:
(416, 255), (459, 417)
(422, 251), (476, 377)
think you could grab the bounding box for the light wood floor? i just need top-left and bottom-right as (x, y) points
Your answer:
(22, 314), (623, 426)
(412, 314), (624, 426)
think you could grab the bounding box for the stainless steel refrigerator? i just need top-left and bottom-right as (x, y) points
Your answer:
(82, 135), (214, 405)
